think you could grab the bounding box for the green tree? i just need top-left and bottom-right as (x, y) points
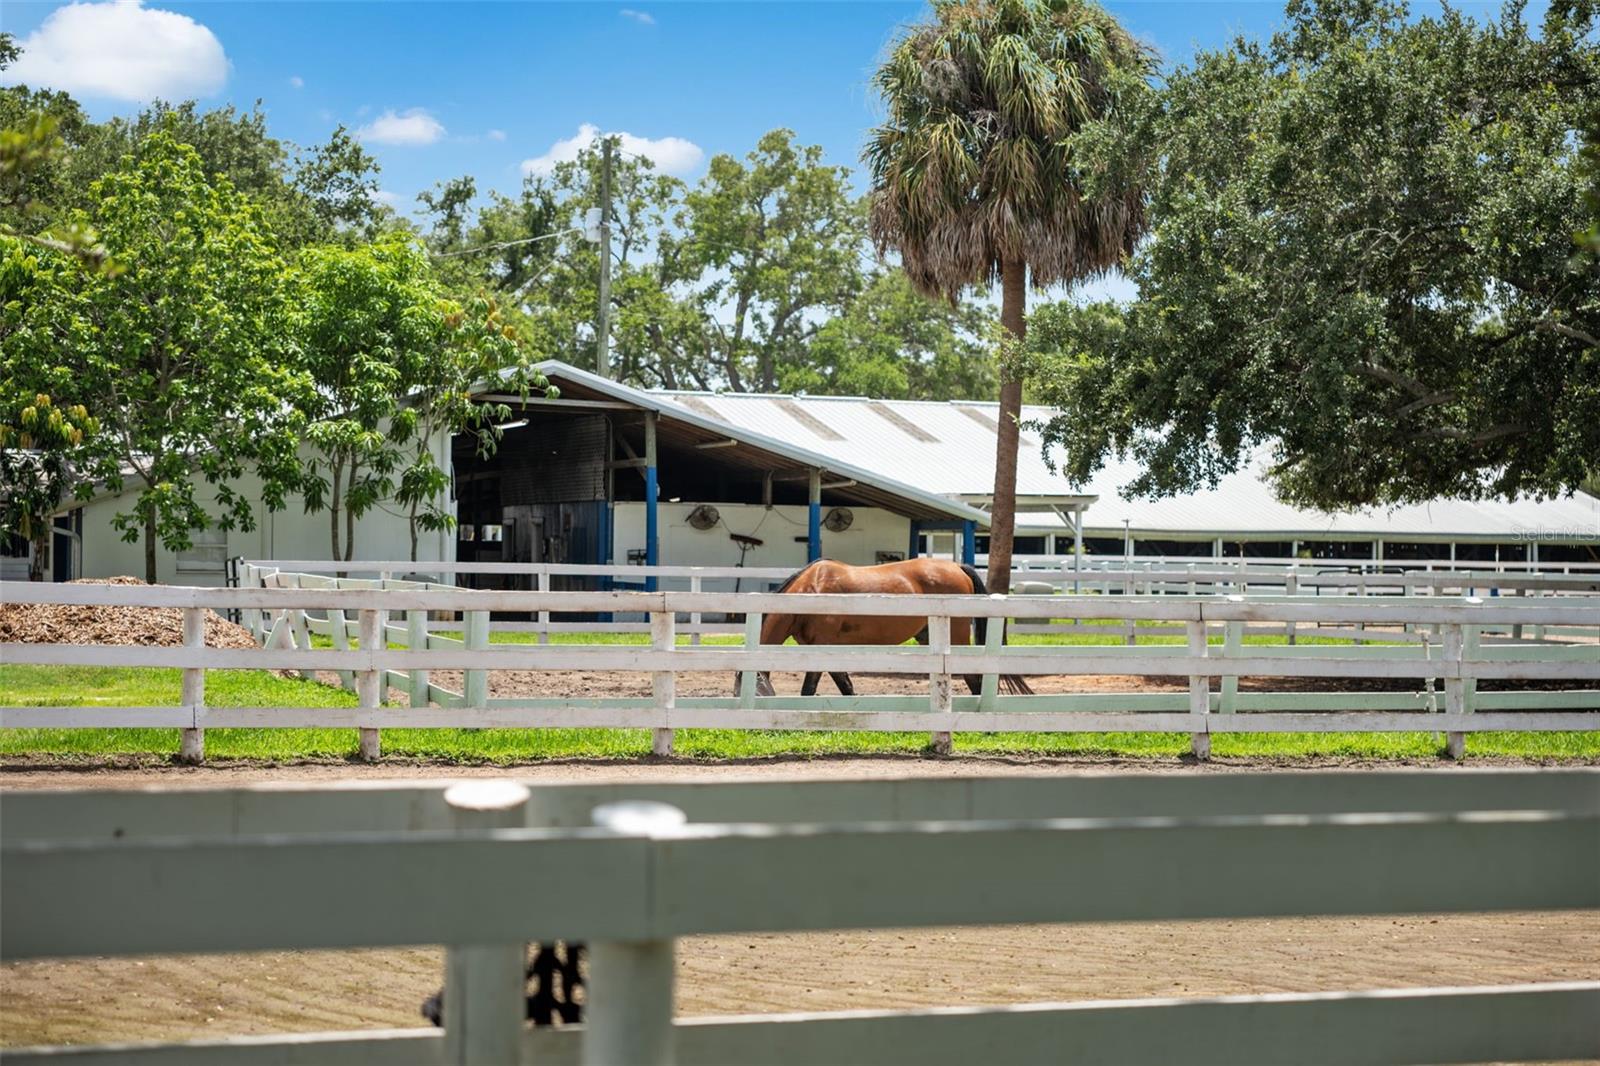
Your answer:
(295, 236), (436, 560)
(395, 293), (553, 560)
(294, 126), (385, 240)
(62, 133), (308, 581)
(785, 272), (998, 400)
(1028, 0), (1600, 509)
(679, 129), (865, 392)
(865, 0), (1151, 592)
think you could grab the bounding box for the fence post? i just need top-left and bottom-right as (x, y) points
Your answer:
(651, 609), (675, 756)
(537, 567), (551, 645)
(688, 575), (702, 646)
(408, 609), (430, 708)
(928, 614), (953, 754)
(585, 801), (684, 1066)
(1188, 618), (1211, 760)
(357, 608), (382, 761)
(179, 607), (206, 765)
(978, 601), (1002, 713)
(289, 606), (316, 681)
(1443, 621), (1466, 759)
(1284, 571), (1299, 646)
(1220, 617), (1242, 715)
(443, 781), (531, 1066)
(465, 610), (489, 708)
(740, 611), (761, 710)
(328, 608), (356, 692)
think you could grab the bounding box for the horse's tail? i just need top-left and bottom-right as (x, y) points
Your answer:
(959, 563), (1033, 696)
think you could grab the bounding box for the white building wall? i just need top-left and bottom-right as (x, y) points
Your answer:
(612, 501), (911, 574)
(71, 428), (456, 585)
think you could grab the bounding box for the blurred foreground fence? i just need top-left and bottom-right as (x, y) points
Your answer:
(2, 770), (1598, 1064)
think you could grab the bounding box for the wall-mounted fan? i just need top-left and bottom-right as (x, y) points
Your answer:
(686, 504), (721, 531)
(823, 506), (854, 533)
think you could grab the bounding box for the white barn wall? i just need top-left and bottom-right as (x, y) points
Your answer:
(72, 428), (456, 585)
(612, 502), (911, 573)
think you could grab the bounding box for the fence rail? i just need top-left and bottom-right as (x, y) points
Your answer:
(4, 772), (1598, 1064)
(2, 579), (1597, 762)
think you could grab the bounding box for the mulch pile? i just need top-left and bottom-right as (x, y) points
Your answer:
(0, 577), (259, 649)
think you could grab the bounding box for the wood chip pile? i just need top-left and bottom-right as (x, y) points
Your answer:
(0, 577), (259, 649)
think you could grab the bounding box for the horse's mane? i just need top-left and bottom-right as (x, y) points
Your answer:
(770, 559), (826, 594)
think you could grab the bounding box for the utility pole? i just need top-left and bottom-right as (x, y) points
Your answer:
(596, 135), (614, 379)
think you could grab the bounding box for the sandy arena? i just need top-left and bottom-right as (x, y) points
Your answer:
(4, 757), (1597, 1050)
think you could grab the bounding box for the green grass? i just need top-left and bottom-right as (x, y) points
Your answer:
(3, 632), (1596, 763)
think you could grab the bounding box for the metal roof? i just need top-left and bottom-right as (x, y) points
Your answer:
(645, 390), (1600, 543)
(512, 363), (989, 525)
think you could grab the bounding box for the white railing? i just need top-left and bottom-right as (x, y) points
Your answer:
(2, 580), (1596, 763)
(4, 772), (1598, 1064)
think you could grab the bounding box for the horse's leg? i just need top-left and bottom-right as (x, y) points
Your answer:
(950, 617), (982, 694)
(830, 672), (855, 695)
(802, 672), (821, 696)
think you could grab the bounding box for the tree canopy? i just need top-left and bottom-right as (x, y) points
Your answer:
(866, 0), (1151, 591)
(1028, 0), (1600, 509)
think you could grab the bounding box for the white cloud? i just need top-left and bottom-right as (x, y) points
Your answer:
(487, 128), (507, 142)
(373, 189), (404, 208)
(0, 0), (228, 102)
(620, 9), (656, 25)
(289, 75), (304, 89)
(521, 123), (703, 178)
(358, 108), (446, 147)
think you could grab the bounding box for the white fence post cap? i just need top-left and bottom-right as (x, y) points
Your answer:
(444, 781), (532, 813)
(592, 801), (688, 836)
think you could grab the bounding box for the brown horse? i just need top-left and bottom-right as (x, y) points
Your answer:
(749, 558), (1034, 697)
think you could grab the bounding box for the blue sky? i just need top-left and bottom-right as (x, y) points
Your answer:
(3, 0), (1517, 225)
(2, 1), (1325, 207)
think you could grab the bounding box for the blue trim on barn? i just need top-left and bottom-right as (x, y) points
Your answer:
(808, 500), (822, 562)
(644, 465), (659, 592)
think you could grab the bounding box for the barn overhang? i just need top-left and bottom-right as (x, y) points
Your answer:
(477, 362), (989, 528)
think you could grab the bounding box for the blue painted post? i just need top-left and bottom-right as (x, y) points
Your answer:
(644, 413), (659, 592)
(962, 521), (977, 567)
(807, 469), (822, 562)
(908, 520), (923, 559)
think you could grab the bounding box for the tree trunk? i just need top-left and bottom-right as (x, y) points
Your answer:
(987, 257), (1027, 598)
(143, 507), (158, 584)
(330, 461), (344, 561)
(28, 530), (49, 582)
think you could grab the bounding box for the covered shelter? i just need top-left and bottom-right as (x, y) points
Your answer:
(453, 363), (990, 587)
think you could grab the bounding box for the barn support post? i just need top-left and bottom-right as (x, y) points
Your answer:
(443, 781), (531, 1066)
(407, 609), (430, 708)
(1188, 618), (1211, 760)
(644, 413), (659, 592)
(357, 608), (383, 761)
(908, 519), (923, 560)
(464, 611), (489, 708)
(179, 607), (205, 764)
(585, 801), (685, 1066)
(807, 468), (822, 562)
(961, 521), (977, 567)
(651, 608), (675, 756)
(928, 614), (953, 754)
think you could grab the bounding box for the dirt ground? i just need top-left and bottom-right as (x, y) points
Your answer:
(4, 914), (1596, 1047)
(4, 758), (1598, 1050)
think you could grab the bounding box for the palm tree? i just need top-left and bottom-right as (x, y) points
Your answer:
(865, 0), (1150, 593)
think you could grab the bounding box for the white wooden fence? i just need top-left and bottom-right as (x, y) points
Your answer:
(2, 579), (1596, 762)
(3, 771), (1598, 1064)
(237, 559), (1598, 646)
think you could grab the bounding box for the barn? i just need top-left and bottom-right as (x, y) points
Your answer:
(29, 359), (1600, 584)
